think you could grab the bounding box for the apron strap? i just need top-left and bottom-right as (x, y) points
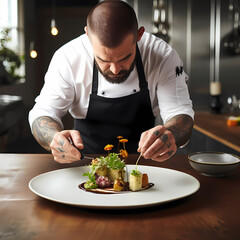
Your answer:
(136, 44), (148, 89)
(92, 61), (98, 94)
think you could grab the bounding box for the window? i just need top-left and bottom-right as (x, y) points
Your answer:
(0, 0), (25, 83)
(0, 0), (18, 49)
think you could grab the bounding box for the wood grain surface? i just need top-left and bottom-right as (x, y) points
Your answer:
(194, 111), (240, 152)
(1, 153), (240, 240)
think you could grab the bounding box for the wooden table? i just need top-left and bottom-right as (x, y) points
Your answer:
(1, 153), (240, 240)
(194, 111), (240, 152)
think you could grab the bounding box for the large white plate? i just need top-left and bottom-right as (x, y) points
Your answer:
(29, 165), (200, 209)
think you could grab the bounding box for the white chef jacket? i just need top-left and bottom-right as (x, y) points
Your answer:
(29, 32), (194, 130)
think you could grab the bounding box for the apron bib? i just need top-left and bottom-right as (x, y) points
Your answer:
(74, 46), (155, 153)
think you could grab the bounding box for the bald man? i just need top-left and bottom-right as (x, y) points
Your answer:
(29, 1), (194, 163)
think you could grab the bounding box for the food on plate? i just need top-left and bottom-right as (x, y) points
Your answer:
(83, 152), (126, 190)
(113, 179), (125, 191)
(142, 174), (149, 188)
(129, 170), (149, 191)
(81, 137), (152, 193)
(129, 170), (142, 191)
(108, 168), (125, 182)
(128, 153), (149, 191)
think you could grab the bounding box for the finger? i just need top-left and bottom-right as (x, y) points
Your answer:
(51, 149), (68, 164)
(149, 143), (170, 160)
(152, 149), (176, 162)
(137, 130), (148, 152)
(52, 135), (81, 161)
(160, 133), (169, 144)
(53, 155), (75, 164)
(141, 126), (165, 154)
(64, 139), (82, 160)
(70, 130), (84, 150)
(52, 147), (80, 163)
(143, 129), (176, 159)
(142, 137), (165, 159)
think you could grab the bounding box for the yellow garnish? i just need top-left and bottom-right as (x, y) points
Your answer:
(104, 144), (114, 151)
(119, 139), (128, 150)
(120, 149), (128, 158)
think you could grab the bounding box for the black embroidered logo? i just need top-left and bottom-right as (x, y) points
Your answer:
(176, 66), (183, 76)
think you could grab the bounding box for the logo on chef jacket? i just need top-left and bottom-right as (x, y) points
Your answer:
(176, 66), (183, 76)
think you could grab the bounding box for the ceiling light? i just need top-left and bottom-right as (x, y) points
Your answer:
(51, 19), (58, 36)
(30, 41), (37, 59)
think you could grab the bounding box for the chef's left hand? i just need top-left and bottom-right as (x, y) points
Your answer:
(138, 125), (177, 162)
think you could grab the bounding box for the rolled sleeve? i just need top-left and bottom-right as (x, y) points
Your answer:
(156, 50), (194, 124)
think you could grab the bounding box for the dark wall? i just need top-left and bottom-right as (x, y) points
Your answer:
(25, 0), (97, 129)
(1, 0), (239, 153)
(134, 0), (240, 113)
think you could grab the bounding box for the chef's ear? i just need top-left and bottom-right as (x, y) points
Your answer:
(137, 26), (145, 42)
(84, 26), (88, 35)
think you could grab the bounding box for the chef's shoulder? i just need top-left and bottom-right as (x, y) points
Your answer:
(139, 32), (182, 77)
(50, 34), (93, 66)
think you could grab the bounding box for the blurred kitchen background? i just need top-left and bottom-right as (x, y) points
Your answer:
(0, 0), (239, 154)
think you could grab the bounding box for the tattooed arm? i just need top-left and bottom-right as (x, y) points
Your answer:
(138, 114), (193, 162)
(32, 116), (62, 151)
(32, 116), (83, 163)
(164, 114), (193, 148)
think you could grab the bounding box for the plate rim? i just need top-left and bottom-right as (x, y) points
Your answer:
(29, 164), (200, 209)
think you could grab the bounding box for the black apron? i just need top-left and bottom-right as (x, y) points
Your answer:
(74, 46), (155, 153)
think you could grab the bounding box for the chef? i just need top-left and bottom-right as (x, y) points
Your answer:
(29, 1), (194, 164)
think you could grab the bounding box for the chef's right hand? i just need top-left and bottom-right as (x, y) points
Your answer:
(50, 130), (84, 164)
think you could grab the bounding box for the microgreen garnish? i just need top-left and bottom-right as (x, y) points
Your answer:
(83, 172), (98, 189)
(131, 169), (141, 176)
(106, 153), (125, 169)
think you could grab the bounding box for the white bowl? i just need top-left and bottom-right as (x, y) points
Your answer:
(188, 152), (240, 177)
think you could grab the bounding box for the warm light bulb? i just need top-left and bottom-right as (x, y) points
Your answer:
(51, 27), (58, 36)
(30, 50), (38, 59)
(51, 19), (58, 36)
(30, 41), (38, 58)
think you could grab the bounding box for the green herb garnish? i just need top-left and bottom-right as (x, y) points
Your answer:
(131, 169), (141, 176)
(106, 153), (125, 169)
(83, 172), (98, 189)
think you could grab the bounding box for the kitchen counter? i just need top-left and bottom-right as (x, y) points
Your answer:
(1, 153), (240, 240)
(194, 111), (240, 152)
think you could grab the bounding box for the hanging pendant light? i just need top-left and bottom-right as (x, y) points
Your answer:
(30, 41), (37, 59)
(51, 19), (58, 36)
(51, 0), (58, 36)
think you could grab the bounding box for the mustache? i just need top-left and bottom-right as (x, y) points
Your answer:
(94, 57), (136, 84)
(103, 69), (129, 76)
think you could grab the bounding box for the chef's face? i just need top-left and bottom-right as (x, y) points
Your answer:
(90, 33), (137, 84)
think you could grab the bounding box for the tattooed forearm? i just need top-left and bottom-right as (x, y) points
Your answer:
(164, 114), (194, 147)
(32, 116), (63, 151)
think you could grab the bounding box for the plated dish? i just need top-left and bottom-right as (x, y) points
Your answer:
(82, 152), (151, 193)
(29, 164), (200, 209)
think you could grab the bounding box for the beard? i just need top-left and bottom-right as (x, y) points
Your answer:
(95, 59), (135, 84)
